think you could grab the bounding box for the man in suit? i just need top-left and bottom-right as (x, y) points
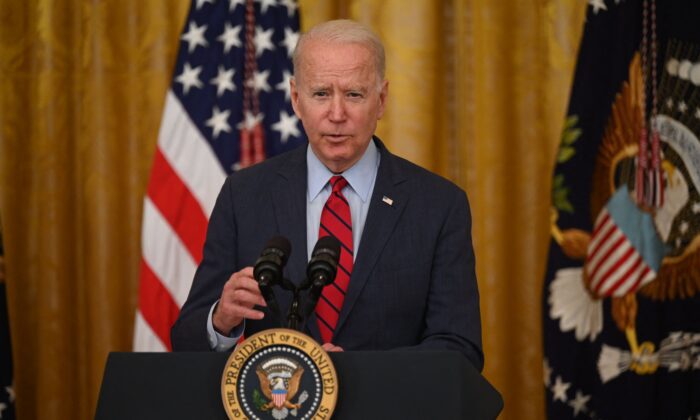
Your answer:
(171, 19), (483, 371)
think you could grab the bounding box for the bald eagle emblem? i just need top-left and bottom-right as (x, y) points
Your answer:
(256, 357), (306, 415)
(549, 50), (700, 383)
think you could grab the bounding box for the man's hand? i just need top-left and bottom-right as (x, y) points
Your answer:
(322, 343), (344, 352)
(212, 267), (266, 335)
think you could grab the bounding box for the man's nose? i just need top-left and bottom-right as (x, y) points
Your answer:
(328, 96), (346, 122)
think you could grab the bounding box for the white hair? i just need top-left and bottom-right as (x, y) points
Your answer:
(292, 19), (386, 85)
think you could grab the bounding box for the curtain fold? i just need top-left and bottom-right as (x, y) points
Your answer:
(0, 1), (190, 418)
(0, 1), (584, 418)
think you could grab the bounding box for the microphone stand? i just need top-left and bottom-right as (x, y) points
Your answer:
(278, 277), (306, 331)
(286, 288), (302, 330)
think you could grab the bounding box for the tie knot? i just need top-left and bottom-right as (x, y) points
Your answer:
(329, 176), (348, 193)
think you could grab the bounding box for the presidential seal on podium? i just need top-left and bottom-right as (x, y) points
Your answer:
(221, 329), (338, 420)
(221, 236), (341, 419)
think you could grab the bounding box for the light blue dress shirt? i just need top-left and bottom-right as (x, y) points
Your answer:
(305, 139), (380, 260)
(207, 140), (380, 351)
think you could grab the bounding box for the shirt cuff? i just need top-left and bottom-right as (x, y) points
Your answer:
(206, 300), (244, 352)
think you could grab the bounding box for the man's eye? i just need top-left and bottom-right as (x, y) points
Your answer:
(347, 92), (363, 98)
(312, 91), (328, 97)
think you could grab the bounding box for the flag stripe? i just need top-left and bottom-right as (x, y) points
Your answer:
(588, 234), (627, 284)
(134, 310), (168, 352)
(588, 211), (612, 251)
(158, 91), (227, 217)
(137, 260), (180, 350)
(148, 147), (208, 263)
(141, 197), (197, 307)
(587, 215), (617, 264)
(591, 212), (611, 238)
(592, 243), (636, 295)
(591, 233), (630, 282)
(605, 254), (645, 296)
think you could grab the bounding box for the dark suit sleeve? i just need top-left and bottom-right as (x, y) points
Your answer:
(414, 188), (484, 371)
(171, 177), (238, 351)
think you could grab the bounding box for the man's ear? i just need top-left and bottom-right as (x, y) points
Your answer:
(290, 77), (301, 118)
(377, 79), (389, 119)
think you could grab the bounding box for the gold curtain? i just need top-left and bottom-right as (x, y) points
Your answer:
(0, 1), (190, 418)
(0, 0), (585, 419)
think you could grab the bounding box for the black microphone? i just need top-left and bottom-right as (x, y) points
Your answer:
(303, 236), (341, 318)
(253, 236), (291, 317)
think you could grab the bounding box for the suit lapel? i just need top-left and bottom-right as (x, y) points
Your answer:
(334, 140), (409, 336)
(269, 146), (323, 340)
(270, 145), (308, 302)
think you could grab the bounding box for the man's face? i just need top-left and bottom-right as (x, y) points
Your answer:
(291, 40), (388, 173)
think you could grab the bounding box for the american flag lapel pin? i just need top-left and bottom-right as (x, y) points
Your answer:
(382, 196), (394, 206)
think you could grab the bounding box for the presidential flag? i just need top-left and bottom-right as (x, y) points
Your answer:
(134, 0), (305, 351)
(544, 0), (700, 418)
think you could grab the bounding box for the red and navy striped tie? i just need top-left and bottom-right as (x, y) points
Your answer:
(316, 175), (353, 343)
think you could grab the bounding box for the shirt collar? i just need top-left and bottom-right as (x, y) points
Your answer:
(307, 139), (380, 203)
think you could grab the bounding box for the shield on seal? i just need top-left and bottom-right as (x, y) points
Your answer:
(272, 388), (287, 409)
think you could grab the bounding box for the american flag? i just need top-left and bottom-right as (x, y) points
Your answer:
(134, 0), (305, 351)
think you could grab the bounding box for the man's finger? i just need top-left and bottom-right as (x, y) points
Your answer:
(222, 288), (267, 308)
(235, 306), (265, 320)
(228, 274), (260, 292)
(321, 343), (344, 352)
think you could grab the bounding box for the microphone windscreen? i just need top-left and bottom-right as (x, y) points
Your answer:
(264, 235), (291, 265)
(312, 235), (341, 260)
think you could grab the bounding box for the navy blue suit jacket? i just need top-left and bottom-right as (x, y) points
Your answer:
(171, 138), (483, 371)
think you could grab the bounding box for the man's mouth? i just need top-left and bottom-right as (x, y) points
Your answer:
(325, 134), (350, 141)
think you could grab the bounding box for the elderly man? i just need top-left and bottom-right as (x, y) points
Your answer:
(171, 19), (483, 371)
